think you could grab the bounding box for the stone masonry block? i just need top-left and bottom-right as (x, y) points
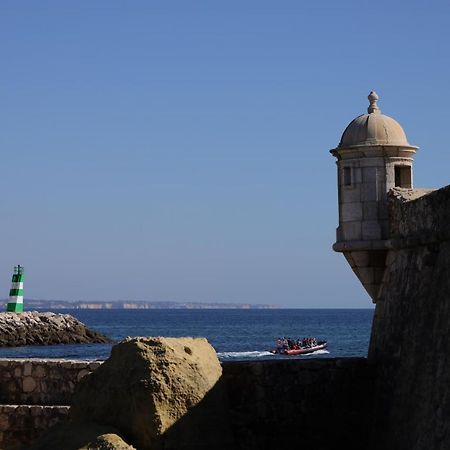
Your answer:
(33, 365), (47, 378)
(23, 377), (37, 393)
(359, 157), (385, 167)
(361, 183), (378, 202)
(349, 251), (370, 267)
(354, 267), (374, 285)
(363, 202), (378, 220)
(23, 363), (32, 377)
(341, 202), (363, 222)
(341, 221), (362, 240)
(362, 221), (382, 240)
(338, 162), (361, 180)
(363, 167), (378, 183)
(352, 167), (362, 184)
(341, 184), (361, 203)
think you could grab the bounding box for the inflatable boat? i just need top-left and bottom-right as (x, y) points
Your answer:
(271, 340), (327, 356)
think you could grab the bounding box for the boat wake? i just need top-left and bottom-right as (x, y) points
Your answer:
(217, 348), (330, 360)
(302, 349), (330, 356)
(217, 350), (274, 360)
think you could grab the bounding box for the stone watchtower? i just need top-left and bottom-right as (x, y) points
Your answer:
(330, 92), (418, 302)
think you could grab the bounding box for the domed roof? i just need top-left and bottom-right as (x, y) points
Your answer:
(338, 92), (412, 149)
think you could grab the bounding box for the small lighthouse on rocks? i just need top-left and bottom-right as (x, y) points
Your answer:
(7, 265), (24, 313)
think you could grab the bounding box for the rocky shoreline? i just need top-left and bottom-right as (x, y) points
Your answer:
(0, 312), (111, 347)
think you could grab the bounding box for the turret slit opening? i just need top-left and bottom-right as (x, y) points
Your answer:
(394, 166), (412, 189)
(344, 167), (352, 186)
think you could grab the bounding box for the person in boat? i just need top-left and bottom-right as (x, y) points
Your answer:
(277, 337), (289, 351)
(301, 337), (314, 348)
(276, 338), (281, 351)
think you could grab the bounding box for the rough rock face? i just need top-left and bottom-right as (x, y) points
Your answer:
(0, 311), (110, 346)
(30, 422), (136, 450)
(70, 336), (234, 450)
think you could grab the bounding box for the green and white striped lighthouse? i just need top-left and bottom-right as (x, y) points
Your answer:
(7, 265), (24, 313)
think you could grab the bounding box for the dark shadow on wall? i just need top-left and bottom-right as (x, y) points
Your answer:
(157, 376), (236, 450)
(158, 358), (375, 450)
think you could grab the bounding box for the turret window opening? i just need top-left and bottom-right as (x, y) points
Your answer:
(344, 167), (352, 186)
(394, 166), (412, 188)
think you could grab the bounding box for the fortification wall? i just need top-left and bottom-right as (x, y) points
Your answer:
(0, 359), (101, 450)
(223, 357), (373, 450)
(0, 359), (101, 405)
(0, 357), (373, 450)
(369, 185), (450, 450)
(0, 405), (69, 450)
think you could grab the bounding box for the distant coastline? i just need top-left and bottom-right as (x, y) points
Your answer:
(4, 299), (279, 310)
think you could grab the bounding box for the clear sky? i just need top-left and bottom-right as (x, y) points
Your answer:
(1, 1), (449, 307)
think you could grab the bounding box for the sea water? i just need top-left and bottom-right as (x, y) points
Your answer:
(0, 308), (374, 361)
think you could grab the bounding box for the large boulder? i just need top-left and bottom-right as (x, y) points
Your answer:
(70, 337), (234, 450)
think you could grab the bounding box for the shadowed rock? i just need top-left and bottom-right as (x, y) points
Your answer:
(30, 422), (135, 450)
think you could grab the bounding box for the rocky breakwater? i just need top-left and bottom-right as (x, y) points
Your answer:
(0, 312), (110, 346)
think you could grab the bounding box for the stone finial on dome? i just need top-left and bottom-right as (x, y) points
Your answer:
(368, 91), (380, 114)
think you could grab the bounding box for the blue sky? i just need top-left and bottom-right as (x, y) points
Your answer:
(1, 1), (449, 307)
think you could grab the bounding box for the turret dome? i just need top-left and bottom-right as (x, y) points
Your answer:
(338, 91), (413, 149)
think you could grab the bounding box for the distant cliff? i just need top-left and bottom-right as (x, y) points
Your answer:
(7, 300), (278, 310)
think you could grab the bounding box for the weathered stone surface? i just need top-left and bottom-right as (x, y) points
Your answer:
(368, 185), (450, 450)
(30, 421), (135, 450)
(22, 376), (37, 393)
(70, 336), (233, 450)
(87, 433), (136, 450)
(0, 311), (110, 347)
(0, 405), (69, 450)
(0, 356), (373, 450)
(0, 359), (103, 406)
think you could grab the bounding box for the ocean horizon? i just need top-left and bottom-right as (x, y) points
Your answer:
(0, 308), (374, 361)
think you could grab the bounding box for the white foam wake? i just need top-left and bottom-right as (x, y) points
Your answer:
(217, 349), (330, 360)
(217, 350), (274, 359)
(303, 349), (330, 356)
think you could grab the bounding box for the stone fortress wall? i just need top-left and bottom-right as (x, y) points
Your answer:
(0, 359), (101, 449)
(367, 185), (450, 450)
(0, 359), (102, 405)
(330, 92), (450, 449)
(0, 357), (373, 450)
